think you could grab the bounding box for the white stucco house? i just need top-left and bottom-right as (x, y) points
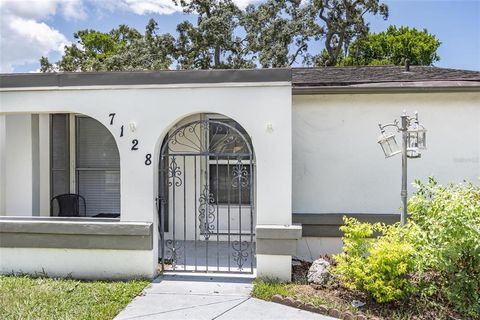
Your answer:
(0, 66), (479, 281)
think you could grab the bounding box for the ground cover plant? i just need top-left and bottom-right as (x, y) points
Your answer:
(252, 178), (480, 319)
(0, 275), (149, 320)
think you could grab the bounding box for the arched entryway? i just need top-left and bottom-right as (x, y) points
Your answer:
(158, 115), (255, 274)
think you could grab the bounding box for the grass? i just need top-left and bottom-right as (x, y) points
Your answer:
(0, 275), (150, 320)
(251, 278), (295, 300)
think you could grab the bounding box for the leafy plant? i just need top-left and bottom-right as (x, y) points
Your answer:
(408, 177), (480, 318)
(333, 178), (480, 317)
(333, 217), (415, 302)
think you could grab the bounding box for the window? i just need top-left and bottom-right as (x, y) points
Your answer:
(75, 116), (120, 215)
(208, 119), (253, 205)
(209, 164), (251, 205)
(50, 114), (70, 198)
(50, 114), (120, 216)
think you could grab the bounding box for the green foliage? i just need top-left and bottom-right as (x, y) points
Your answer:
(41, 0), (398, 70)
(0, 275), (149, 319)
(174, 0), (254, 69)
(333, 218), (415, 302)
(340, 25), (441, 66)
(333, 178), (480, 317)
(251, 278), (295, 300)
(41, 20), (174, 72)
(243, 0), (320, 68)
(408, 177), (480, 317)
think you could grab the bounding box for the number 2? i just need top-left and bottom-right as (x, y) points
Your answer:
(108, 113), (115, 125)
(131, 139), (139, 150)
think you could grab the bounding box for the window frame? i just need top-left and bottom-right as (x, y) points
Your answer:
(50, 114), (121, 217)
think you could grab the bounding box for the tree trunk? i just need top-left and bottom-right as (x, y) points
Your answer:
(214, 45), (221, 68)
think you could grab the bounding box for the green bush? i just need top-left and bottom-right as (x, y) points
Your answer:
(333, 178), (480, 318)
(333, 218), (416, 302)
(408, 178), (480, 318)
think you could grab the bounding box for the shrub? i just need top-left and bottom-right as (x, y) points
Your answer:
(333, 178), (480, 317)
(408, 178), (480, 317)
(333, 217), (416, 302)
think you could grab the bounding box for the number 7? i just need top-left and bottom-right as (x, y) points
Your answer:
(109, 113), (116, 125)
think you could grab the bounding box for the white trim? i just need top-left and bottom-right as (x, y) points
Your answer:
(0, 82), (291, 92)
(69, 114), (76, 193)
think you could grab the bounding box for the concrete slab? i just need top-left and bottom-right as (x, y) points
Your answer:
(115, 294), (245, 320)
(217, 298), (337, 320)
(147, 274), (253, 296)
(114, 274), (336, 320)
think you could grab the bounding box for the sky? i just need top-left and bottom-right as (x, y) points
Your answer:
(0, 0), (479, 73)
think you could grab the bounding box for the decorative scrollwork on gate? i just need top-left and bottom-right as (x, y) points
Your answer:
(165, 239), (183, 268)
(232, 241), (249, 270)
(198, 184), (216, 240)
(167, 156), (183, 187)
(161, 120), (252, 155)
(232, 160), (249, 189)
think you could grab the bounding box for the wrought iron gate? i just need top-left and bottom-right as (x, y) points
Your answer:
(158, 119), (255, 273)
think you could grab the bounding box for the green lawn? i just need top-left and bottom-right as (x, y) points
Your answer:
(0, 275), (150, 320)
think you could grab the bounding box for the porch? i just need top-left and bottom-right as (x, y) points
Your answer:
(0, 69), (297, 280)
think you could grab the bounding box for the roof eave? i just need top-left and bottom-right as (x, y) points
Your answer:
(293, 83), (480, 95)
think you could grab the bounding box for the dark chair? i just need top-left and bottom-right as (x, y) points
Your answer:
(50, 194), (86, 217)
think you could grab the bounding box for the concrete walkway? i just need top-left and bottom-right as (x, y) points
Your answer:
(115, 274), (335, 320)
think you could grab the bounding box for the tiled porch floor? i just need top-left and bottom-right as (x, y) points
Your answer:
(159, 240), (256, 274)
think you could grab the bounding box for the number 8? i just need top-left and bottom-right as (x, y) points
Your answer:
(145, 153), (152, 166)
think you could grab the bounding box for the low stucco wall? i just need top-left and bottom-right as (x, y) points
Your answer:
(0, 218), (156, 279)
(0, 248), (155, 280)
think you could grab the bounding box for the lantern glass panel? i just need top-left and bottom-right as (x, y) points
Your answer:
(417, 129), (427, 149)
(407, 130), (419, 149)
(378, 133), (400, 158)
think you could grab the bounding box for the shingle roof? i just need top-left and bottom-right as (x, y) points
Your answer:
(292, 66), (480, 88)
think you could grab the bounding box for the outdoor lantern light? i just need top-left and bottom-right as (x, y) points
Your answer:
(408, 126), (427, 150)
(377, 111), (427, 226)
(377, 131), (401, 158)
(407, 112), (427, 151)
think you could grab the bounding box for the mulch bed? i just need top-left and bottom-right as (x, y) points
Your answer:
(270, 258), (461, 320)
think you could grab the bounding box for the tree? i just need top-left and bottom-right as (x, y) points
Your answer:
(340, 25), (441, 66)
(309, 0), (389, 66)
(173, 0), (254, 69)
(40, 20), (174, 72)
(242, 0), (320, 68)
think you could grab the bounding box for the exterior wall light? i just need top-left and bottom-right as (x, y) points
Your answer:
(378, 111), (427, 226)
(377, 131), (401, 158)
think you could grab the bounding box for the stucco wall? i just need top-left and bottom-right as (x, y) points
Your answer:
(4, 114), (34, 216)
(292, 92), (480, 215)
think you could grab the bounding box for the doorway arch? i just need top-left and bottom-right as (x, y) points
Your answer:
(158, 116), (255, 273)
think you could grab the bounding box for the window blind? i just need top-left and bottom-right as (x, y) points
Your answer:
(76, 117), (120, 216)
